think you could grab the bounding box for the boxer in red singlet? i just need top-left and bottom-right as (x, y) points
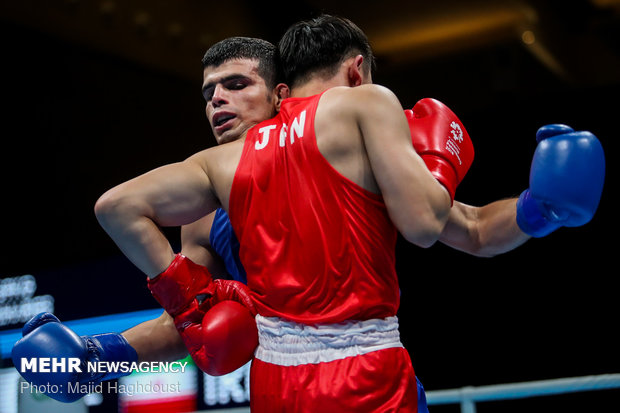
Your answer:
(225, 16), (455, 410)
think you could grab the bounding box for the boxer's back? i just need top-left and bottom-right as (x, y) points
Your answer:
(229, 90), (400, 324)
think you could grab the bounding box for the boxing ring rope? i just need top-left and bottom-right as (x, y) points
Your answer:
(425, 373), (620, 413)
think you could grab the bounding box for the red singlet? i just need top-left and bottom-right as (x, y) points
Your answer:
(229, 92), (400, 324)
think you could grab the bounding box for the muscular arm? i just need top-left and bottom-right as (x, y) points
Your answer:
(341, 85), (451, 247)
(95, 152), (220, 278)
(121, 311), (187, 362)
(440, 198), (531, 257)
(121, 211), (229, 362)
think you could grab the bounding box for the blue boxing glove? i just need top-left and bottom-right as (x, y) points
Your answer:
(12, 312), (138, 403)
(516, 124), (605, 237)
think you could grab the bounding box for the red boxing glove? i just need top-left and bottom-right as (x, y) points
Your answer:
(405, 98), (474, 202)
(147, 254), (214, 316)
(148, 254), (258, 376)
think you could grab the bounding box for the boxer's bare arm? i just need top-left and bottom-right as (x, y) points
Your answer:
(95, 151), (221, 278)
(440, 199), (530, 257)
(121, 311), (187, 362)
(120, 211), (230, 362)
(317, 85), (451, 248)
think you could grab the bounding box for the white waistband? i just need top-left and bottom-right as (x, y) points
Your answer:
(254, 315), (403, 366)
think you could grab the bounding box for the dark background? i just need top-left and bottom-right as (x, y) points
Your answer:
(1, 1), (618, 411)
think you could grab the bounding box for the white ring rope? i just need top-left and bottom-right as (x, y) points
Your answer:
(426, 373), (620, 408)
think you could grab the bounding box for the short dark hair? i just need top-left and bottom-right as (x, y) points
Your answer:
(202, 37), (280, 89)
(277, 15), (376, 88)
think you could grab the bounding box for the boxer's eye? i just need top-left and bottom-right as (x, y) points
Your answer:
(202, 87), (214, 102)
(224, 79), (249, 91)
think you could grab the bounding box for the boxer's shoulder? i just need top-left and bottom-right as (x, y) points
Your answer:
(318, 84), (401, 126)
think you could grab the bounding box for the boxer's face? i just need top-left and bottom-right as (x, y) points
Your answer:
(202, 58), (280, 145)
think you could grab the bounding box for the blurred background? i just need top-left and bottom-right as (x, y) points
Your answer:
(0, 0), (618, 412)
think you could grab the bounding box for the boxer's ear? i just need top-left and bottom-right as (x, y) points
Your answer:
(346, 55), (365, 87)
(274, 83), (290, 112)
